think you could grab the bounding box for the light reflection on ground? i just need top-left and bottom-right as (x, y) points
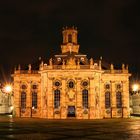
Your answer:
(0, 115), (140, 140)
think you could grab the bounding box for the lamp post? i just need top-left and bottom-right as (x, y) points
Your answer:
(132, 84), (139, 94)
(3, 84), (14, 114)
(131, 83), (140, 115)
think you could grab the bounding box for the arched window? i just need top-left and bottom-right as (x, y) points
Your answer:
(68, 34), (72, 43)
(67, 80), (75, 89)
(32, 84), (38, 90)
(54, 80), (61, 87)
(82, 89), (88, 109)
(21, 91), (26, 109)
(105, 84), (110, 90)
(69, 81), (74, 88)
(116, 92), (122, 108)
(32, 92), (37, 109)
(116, 84), (122, 90)
(54, 89), (60, 109)
(105, 92), (110, 108)
(21, 84), (27, 90)
(81, 80), (89, 88)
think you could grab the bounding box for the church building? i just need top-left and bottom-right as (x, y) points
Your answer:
(12, 27), (131, 119)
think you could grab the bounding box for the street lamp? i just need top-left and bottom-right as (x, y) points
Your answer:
(3, 84), (13, 94)
(131, 83), (140, 115)
(132, 84), (139, 94)
(3, 84), (13, 114)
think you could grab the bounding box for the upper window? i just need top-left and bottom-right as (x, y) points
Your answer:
(81, 80), (88, 88)
(68, 80), (75, 89)
(54, 80), (61, 87)
(32, 84), (38, 90)
(57, 57), (61, 62)
(21, 84), (27, 90)
(81, 57), (84, 61)
(116, 84), (122, 90)
(105, 84), (110, 90)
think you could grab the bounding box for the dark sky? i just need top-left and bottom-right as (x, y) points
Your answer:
(0, 0), (140, 82)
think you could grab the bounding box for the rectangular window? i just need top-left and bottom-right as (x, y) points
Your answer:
(21, 92), (26, 109)
(116, 92), (122, 108)
(54, 90), (60, 109)
(82, 90), (88, 109)
(32, 92), (37, 109)
(105, 92), (110, 108)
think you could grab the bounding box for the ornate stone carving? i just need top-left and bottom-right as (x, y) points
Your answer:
(67, 89), (75, 101)
(67, 57), (76, 65)
(49, 58), (52, 66)
(90, 58), (93, 65)
(28, 64), (31, 71)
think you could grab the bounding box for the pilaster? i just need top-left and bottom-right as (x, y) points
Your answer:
(26, 81), (32, 117)
(100, 80), (105, 118)
(60, 77), (67, 119)
(89, 77), (95, 119)
(47, 77), (54, 119)
(122, 80), (130, 118)
(76, 77), (82, 119)
(111, 81), (116, 118)
(41, 73), (47, 118)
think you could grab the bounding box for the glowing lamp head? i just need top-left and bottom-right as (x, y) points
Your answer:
(4, 85), (12, 93)
(132, 84), (139, 92)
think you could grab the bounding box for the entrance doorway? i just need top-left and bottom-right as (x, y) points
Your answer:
(67, 106), (76, 117)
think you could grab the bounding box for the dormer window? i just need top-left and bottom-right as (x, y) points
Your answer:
(57, 58), (61, 61)
(81, 57), (84, 61)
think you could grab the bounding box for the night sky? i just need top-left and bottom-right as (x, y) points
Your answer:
(0, 0), (139, 82)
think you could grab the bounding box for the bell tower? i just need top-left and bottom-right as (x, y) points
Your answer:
(61, 27), (79, 54)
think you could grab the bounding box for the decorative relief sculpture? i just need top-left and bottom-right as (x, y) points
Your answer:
(39, 61), (44, 70)
(122, 63), (125, 70)
(67, 89), (75, 101)
(18, 64), (21, 70)
(49, 58), (52, 66)
(67, 57), (76, 65)
(110, 64), (114, 70)
(77, 59), (80, 65)
(28, 64), (31, 71)
(90, 58), (93, 65)
(95, 86), (99, 107)
(62, 59), (65, 65)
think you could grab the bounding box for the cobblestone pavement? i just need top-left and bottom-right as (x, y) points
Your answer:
(0, 115), (140, 140)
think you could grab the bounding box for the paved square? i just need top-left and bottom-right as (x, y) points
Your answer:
(0, 115), (140, 140)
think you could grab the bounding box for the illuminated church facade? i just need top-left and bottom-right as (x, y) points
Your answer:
(12, 27), (131, 119)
